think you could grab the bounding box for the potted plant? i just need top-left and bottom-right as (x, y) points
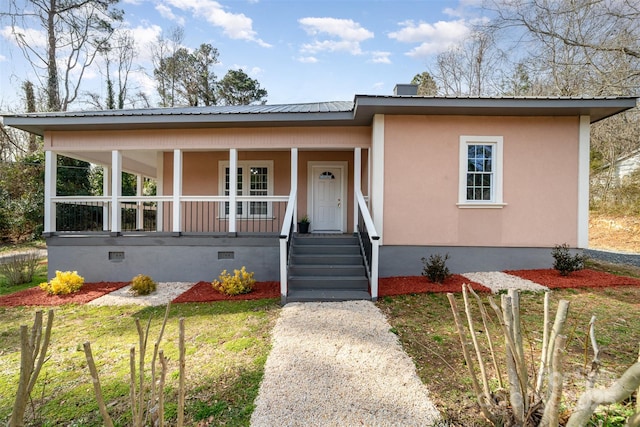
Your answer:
(297, 215), (310, 234)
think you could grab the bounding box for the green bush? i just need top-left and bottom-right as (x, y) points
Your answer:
(552, 244), (587, 276)
(0, 251), (41, 286)
(131, 274), (157, 296)
(212, 267), (255, 296)
(421, 253), (451, 284)
(40, 270), (84, 295)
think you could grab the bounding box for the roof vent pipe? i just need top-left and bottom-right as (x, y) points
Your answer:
(393, 84), (418, 96)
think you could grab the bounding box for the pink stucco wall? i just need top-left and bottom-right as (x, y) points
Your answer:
(382, 115), (580, 247)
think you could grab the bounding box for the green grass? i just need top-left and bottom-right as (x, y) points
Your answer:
(0, 263), (48, 295)
(0, 300), (280, 426)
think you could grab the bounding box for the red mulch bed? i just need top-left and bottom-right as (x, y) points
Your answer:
(379, 274), (491, 296)
(506, 268), (640, 289)
(172, 281), (280, 303)
(0, 282), (129, 307)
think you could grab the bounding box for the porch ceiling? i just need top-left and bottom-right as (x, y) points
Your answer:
(61, 150), (158, 178)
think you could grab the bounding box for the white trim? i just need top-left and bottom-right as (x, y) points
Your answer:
(102, 166), (110, 231)
(458, 135), (505, 208)
(156, 152), (164, 232)
(136, 174), (144, 230)
(307, 161), (348, 233)
(291, 148), (298, 227)
(172, 149), (182, 232)
(229, 148), (237, 232)
(354, 147), (361, 233)
(111, 150), (122, 233)
(578, 115), (590, 248)
(371, 114), (385, 244)
(44, 151), (56, 233)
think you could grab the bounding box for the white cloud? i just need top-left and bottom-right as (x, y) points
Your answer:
(370, 51), (391, 64)
(297, 56), (318, 64)
(164, 0), (271, 47)
(155, 4), (186, 26)
(388, 19), (471, 57)
(1, 26), (47, 49)
(298, 17), (373, 55)
(372, 82), (385, 90)
(0, 54), (6, 62)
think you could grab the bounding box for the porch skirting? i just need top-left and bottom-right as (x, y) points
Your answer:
(379, 245), (562, 277)
(46, 234), (280, 283)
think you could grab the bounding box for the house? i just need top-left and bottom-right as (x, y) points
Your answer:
(2, 87), (636, 302)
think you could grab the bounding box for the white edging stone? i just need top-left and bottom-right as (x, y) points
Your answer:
(462, 271), (549, 294)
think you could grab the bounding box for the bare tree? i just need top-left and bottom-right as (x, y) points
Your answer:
(4, 0), (123, 111)
(151, 27), (184, 108)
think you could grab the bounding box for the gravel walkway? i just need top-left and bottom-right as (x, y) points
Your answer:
(250, 301), (441, 427)
(462, 271), (549, 293)
(87, 282), (196, 306)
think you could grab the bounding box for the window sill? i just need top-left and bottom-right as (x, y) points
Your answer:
(456, 203), (507, 209)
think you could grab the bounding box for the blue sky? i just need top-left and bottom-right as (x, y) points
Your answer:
(0, 0), (486, 109)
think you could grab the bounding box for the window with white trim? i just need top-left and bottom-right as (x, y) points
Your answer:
(458, 136), (505, 207)
(219, 161), (273, 217)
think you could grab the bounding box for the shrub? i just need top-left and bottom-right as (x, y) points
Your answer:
(131, 274), (157, 296)
(212, 267), (255, 296)
(0, 251), (41, 286)
(421, 253), (451, 284)
(40, 270), (84, 295)
(552, 243), (587, 276)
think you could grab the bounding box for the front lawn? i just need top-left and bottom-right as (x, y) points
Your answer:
(0, 300), (279, 426)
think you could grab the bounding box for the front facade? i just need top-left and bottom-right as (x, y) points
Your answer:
(3, 92), (636, 300)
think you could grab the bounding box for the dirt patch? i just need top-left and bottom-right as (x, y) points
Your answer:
(0, 282), (129, 306)
(172, 281), (280, 303)
(590, 214), (640, 253)
(506, 268), (640, 289)
(379, 274), (490, 296)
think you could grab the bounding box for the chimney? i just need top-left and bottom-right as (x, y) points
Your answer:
(393, 84), (418, 96)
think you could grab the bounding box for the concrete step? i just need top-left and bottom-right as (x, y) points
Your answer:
(288, 264), (367, 277)
(286, 289), (371, 303)
(291, 244), (361, 255)
(290, 254), (364, 266)
(288, 276), (369, 290)
(292, 235), (359, 246)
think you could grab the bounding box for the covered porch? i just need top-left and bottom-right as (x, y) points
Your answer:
(43, 146), (380, 300)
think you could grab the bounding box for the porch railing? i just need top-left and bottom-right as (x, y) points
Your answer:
(279, 189), (297, 301)
(356, 189), (380, 299)
(49, 195), (288, 234)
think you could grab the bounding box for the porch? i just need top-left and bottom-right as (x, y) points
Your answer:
(43, 147), (380, 301)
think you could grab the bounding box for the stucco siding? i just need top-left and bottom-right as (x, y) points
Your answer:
(382, 115), (579, 247)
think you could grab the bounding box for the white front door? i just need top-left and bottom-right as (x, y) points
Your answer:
(309, 163), (346, 232)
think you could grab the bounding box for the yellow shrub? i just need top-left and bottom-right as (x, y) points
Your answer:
(131, 274), (157, 296)
(212, 267), (255, 296)
(40, 270), (84, 295)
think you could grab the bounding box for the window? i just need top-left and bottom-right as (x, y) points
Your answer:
(458, 136), (505, 207)
(220, 161), (273, 217)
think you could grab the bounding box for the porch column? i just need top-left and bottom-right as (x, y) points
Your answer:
(229, 148), (237, 233)
(156, 152), (164, 232)
(578, 115), (590, 248)
(136, 174), (144, 230)
(172, 149), (182, 233)
(102, 166), (110, 231)
(111, 150), (122, 234)
(354, 147), (361, 233)
(44, 151), (57, 233)
(371, 114), (385, 244)
(291, 148), (298, 227)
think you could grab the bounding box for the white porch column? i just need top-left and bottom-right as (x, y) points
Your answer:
(44, 151), (57, 233)
(229, 148), (238, 233)
(354, 147), (361, 233)
(291, 148), (298, 227)
(578, 115), (590, 248)
(111, 151), (122, 233)
(136, 174), (144, 230)
(156, 152), (164, 232)
(102, 166), (110, 231)
(371, 114), (385, 244)
(172, 149), (182, 233)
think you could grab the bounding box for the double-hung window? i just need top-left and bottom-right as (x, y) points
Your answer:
(219, 161), (273, 217)
(458, 136), (505, 207)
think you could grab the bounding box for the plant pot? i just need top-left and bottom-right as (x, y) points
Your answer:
(297, 222), (310, 234)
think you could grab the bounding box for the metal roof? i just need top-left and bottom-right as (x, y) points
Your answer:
(2, 96), (636, 135)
